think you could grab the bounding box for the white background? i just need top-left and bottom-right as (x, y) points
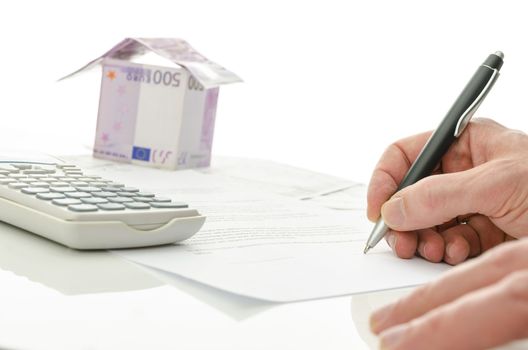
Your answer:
(1, 0), (527, 183)
(1, 3), (528, 349)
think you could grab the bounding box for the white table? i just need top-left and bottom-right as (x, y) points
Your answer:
(2, 155), (528, 350)
(0, 217), (408, 349)
(0, 154), (409, 350)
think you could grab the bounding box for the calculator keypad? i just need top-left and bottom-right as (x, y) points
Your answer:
(1, 163), (188, 213)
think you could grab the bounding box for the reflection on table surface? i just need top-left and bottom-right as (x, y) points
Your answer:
(0, 221), (163, 295)
(0, 220), (421, 350)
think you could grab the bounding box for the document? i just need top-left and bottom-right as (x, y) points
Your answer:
(198, 156), (358, 199)
(65, 155), (451, 302)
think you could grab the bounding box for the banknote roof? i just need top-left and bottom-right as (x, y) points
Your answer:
(59, 38), (241, 89)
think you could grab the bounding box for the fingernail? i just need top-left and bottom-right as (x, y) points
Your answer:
(418, 241), (429, 260)
(446, 243), (456, 260)
(381, 197), (405, 228)
(380, 324), (408, 350)
(370, 303), (395, 334)
(446, 242), (467, 264)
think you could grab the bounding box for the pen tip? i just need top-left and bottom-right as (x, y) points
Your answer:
(494, 51), (504, 59)
(363, 245), (371, 254)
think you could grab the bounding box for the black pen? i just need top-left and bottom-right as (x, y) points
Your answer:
(364, 51), (504, 254)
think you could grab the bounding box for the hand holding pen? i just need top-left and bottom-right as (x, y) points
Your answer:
(364, 52), (528, 349)
(364, 52), (504, 257)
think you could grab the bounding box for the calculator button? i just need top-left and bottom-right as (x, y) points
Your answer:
(81, 197), (108, 204)
(92, 191), (118, 198)
(133, 196), (154, 202)
(77, 177), (96, 182)
(102, 186), (122, 192)
(108, 197), (134, 203)
(66, 174), (83, 178)
(21, 187), (50, 194)
(57, 164), (77, 169)
(151, 202), (188, 208)
(18, 177), (38, 183)
(124, 202), (150, 209)
(39, 177), (57, 181)
(54, 176), (71, 182)
(68, 204), (98, 212)
(29, 182), (50, 187)
(84, 175), (102, 179)
(70, 181), (89, 187)
(52, 198), (82, 206)
(55, 177), (75, 182)
(37, 192), (66, 200)
(136, 192), (155, 197)
(121, 187), (139, 192)
(90, 182), (107, 187)
(0, 166), (19, 173)
(98, 203), (125, 210)
(117, 191), (136, 197)
(50, 186), (77, 192)
(50, 182), (70, 187)
(10, 174), (27, 179)
(75, 186), (101, 192)
(8, 182), (29, 189)
(10, 164), (32, 170)
(151, 197), (172, 203)
(63, 167), (82, 171)
(0, 178), (18, 184)
(0, 170), (11, 176)
(34, 165), (56, 173)
(22, 169), (49, 175)
(107, 183), (124, 187)
(65, 192), (91, 199)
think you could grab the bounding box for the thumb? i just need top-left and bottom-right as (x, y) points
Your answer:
(380, 163), (505, 231)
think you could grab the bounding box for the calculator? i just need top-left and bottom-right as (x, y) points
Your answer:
(0, 155), (205, 250)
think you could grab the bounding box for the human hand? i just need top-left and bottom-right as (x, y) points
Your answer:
(367, 118), (528, 265)
(369, 239), (528, 350)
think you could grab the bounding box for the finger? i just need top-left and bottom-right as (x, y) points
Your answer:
(380, 162), (513, 232)
(367, 132), (432, 221)
(416, 228), (444, 263)
(466, 215), (507, 252)
(386, 230), (417, 259)
(378, 269), (528, 350)
(441, 223), (480, 265)
(370, 239), (528, 334)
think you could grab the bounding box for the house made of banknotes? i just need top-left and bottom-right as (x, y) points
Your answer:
(61, 38), (241, 170)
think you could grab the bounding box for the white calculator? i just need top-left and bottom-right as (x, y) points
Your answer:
(0, 155), (205, 250)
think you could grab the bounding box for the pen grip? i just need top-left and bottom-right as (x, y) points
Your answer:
(396, 65), (496, 191)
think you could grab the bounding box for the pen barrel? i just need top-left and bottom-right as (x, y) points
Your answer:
(396, 64), (497, 191)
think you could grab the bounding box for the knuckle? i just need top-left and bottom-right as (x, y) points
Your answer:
(485, 240), (524, 271)
(415, 178), (437, 213)
(502, 270), (528, 301)
(403, 282), (435, 315)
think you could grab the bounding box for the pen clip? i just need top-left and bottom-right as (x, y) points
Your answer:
(453, 67), (500, 137)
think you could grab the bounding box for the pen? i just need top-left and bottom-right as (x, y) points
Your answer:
(364, 51), (504, 254)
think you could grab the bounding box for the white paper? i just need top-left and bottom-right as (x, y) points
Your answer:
(199, 156), (358, 199)
(63, 155), (451, 302)
(307, 185), (369, 210)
